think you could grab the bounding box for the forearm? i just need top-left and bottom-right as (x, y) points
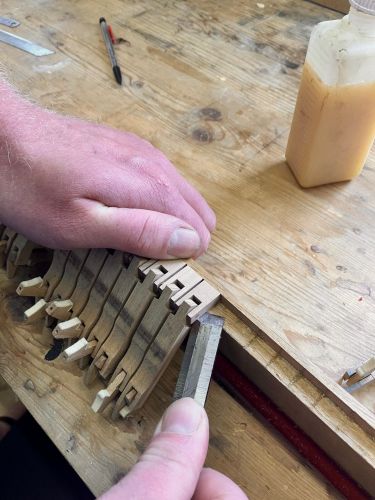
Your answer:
(0, 78), (38, 225)
(0, 78), (39, 147)
(0, 75), (213, 257)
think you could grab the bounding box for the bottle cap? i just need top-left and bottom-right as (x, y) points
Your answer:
(350, 0), (375, 14)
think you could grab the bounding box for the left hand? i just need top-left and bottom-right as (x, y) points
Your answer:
(0, 86), (215, 259)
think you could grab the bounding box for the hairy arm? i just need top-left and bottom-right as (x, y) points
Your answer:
(0, 78), (215, 258)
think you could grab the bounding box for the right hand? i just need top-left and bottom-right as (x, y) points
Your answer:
(100, 398), (248, 500)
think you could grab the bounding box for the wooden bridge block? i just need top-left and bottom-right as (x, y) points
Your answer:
(88, 268), (164, 383)
(59, 252), (128, 341)
(91, 285), (179, 410)
(106, 265), (204, 400)
(42, 250), (71, 301)
(53, 317), (84, 339)
(17, 277), (48, 298)
(24, 299), (48, 321)
(140, 259), (186, 288)
(12, 239), (220, 417)
(6, 234), (40, 278)
(173, 280), (220, 324)
(81, 256), (147, 381)
(113, 300), (196, 419)
(46, 299), (74, 321)
(63, 338), (97, 362)
(53, 249), (109, 321)
(91, 371), (125, 413)
(52, 249), (90, 301)
(0, 228), (17, 267)
(112, 278), (220, 418)
(92, 260), (186, 382)
(158, 265), (203, 300)
(18, 250), (71, 300)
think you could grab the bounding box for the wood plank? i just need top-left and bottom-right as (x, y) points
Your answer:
(0, 272), (340, 499)
(216, 303), (375, 496)
(2, 0), (371, 419)
(0, 0), (374, 494)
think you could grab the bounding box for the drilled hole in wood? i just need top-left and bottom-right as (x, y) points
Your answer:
(191, 296), (201, 306)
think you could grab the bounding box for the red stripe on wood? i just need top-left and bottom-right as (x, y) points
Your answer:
(214, 353), (369, 500)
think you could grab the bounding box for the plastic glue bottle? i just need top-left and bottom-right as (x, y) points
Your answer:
(286, 0), (375, 188)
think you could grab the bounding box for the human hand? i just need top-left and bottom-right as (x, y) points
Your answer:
(0, 87), (215, 259)
(100, 398), (248, 500)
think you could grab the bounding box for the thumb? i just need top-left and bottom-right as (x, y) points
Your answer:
(100, 398), (208, 500)
(89, 205), (207, 259)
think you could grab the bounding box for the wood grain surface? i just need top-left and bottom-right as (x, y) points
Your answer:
(0, 0), (374, 494)
(1, 0), (373, 414)
(0, 271), (340, 498)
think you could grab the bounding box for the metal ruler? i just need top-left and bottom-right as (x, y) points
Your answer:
(0, 29), (53, 56)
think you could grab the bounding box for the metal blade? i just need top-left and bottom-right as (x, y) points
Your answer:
(0, 29), (54, 56)
(0, 17), (20, 28)
(174, 312), (224, 406)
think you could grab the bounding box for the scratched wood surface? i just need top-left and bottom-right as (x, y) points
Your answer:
(0, 273), (340, 499)
(1, 0), (373, 416)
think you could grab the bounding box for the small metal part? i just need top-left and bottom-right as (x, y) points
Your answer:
(174, 312), (224, 406)
(343, 367), (357, 381)
(0, 29), (54, 56)
(0, 17), (20, 28)
(343, 356), (375, 386)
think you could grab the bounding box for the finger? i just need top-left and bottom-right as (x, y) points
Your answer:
(80, 203), (207, 259)
(100, 398), (209, 500)
(77, 121), (216, 233)
(91, 171), (211, 253)
(193, 467), (249, 500)
(180, 183), (216, 233)
(167, 170), (216, 233)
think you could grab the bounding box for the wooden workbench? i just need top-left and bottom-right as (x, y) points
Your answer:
(0, 0), (373, 496)
(0, 271), (339, 498)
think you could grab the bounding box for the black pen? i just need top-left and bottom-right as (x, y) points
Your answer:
(99, 17), (122, 85)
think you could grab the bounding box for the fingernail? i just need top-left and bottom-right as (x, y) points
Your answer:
(168, 228), (201, 258)
(160, 398), (204, 435)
